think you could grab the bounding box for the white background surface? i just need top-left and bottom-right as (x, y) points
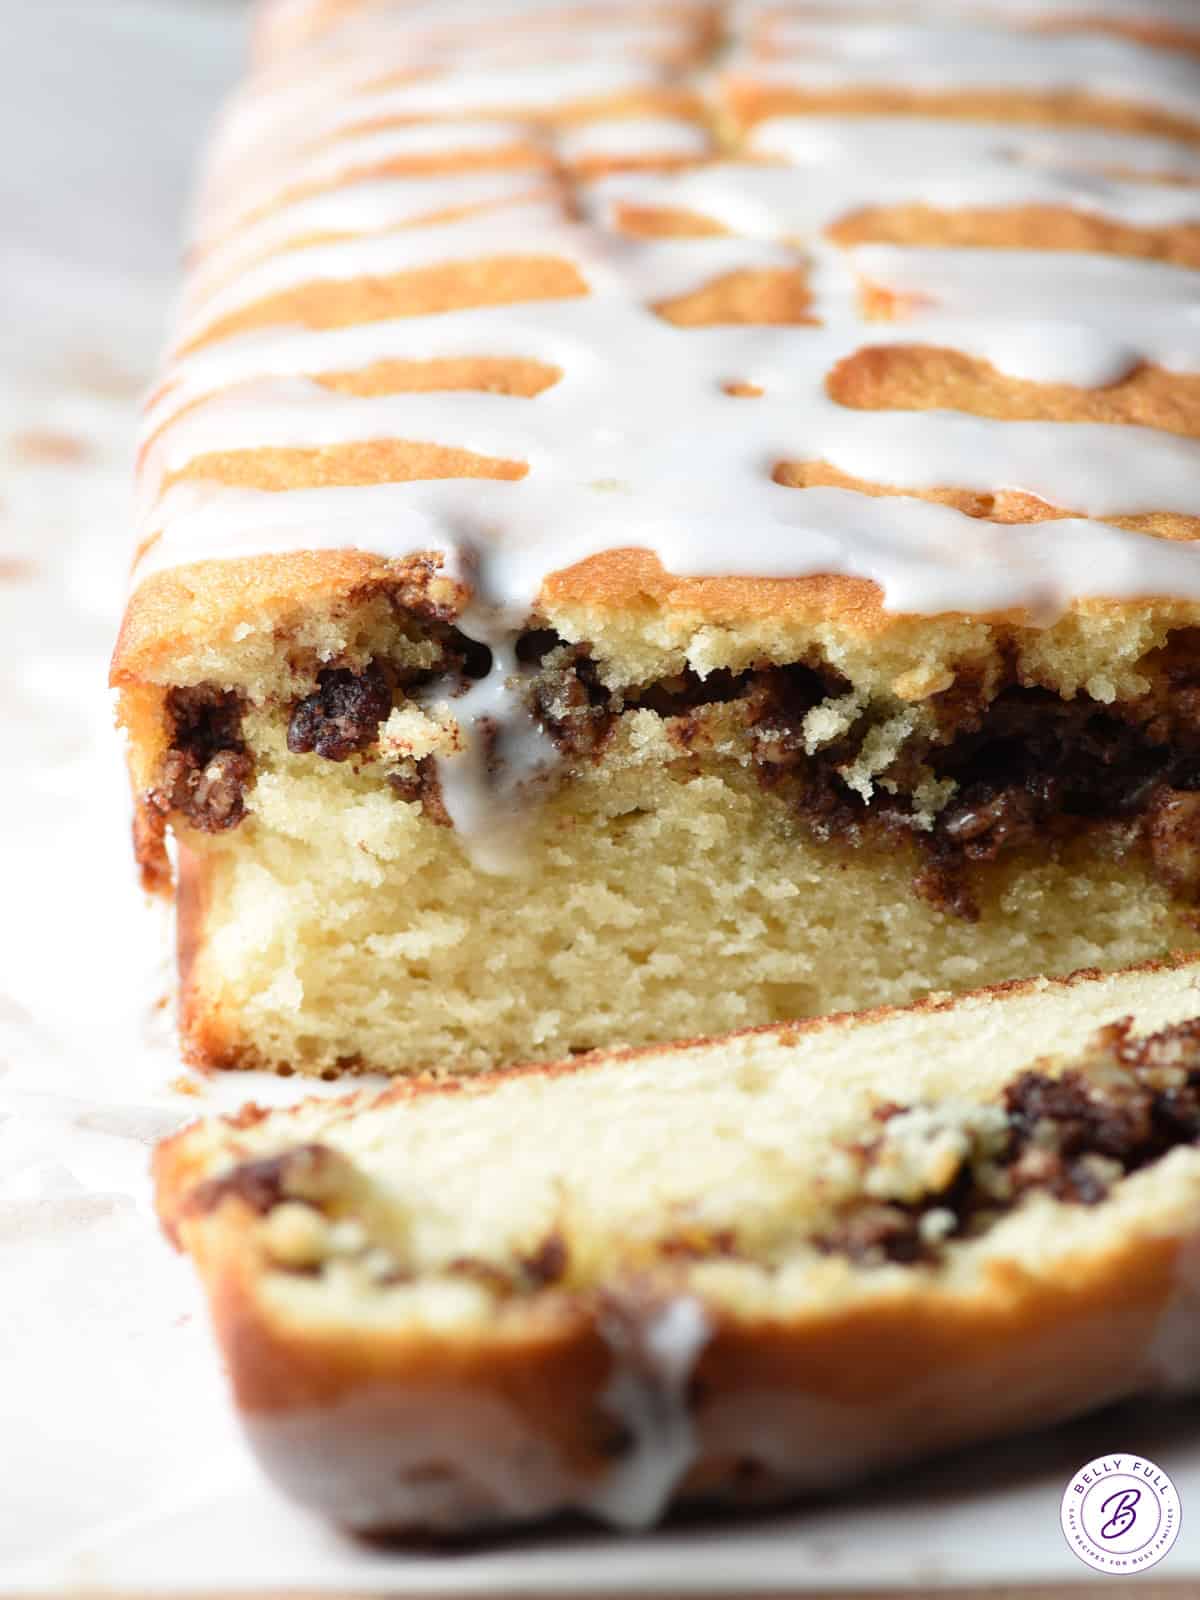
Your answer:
(3, 1), (1200, 1588)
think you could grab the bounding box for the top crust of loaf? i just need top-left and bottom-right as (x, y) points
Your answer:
(115, 538), (1200, 674)
(115, 0), (1200, 698)
(113, 547), (1200, 689)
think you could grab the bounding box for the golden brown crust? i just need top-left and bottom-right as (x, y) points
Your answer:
(653, 266), (817, 325)
(827, 203), (1200, 266)
(315, 355), (562, 399)
(166, 439), (529, 495)
(829, 346), (1200, 442)
(774, 458), (1200, 543)
(132, 802), (172, 897)
(113, 539), (1200, 695)
(177, 256), (589, 355)
(612, 202), (729, 238)
(110, 549), (465, 686)
(535, 547), (1200, 632)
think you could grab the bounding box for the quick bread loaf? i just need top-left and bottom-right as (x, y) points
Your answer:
(156, 956), (1200, 1536)
(113, 0), (1200, 1075)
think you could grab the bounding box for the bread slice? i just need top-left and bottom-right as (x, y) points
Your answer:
(156, 956), (1200, 1537)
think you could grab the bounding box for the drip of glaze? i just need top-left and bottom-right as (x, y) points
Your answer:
(416, 614), (559, 875)
(587, 1295), (711, 1530)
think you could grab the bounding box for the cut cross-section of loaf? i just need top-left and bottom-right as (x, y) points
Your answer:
(156, 956), (1200, 1537)
(114, 0), (1200, 1078)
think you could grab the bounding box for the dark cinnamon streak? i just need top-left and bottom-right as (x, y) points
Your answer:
(525, 628), (1200, 919)
(151, 685), (253, 833)
(816, 1017), (1200, 1266)
(288, 663), (392, 761)
(150, 623), (1200, 918)
(189, 1142), (343, 1217)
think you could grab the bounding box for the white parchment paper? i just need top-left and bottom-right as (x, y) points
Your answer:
(2, 2), (1200, 1589)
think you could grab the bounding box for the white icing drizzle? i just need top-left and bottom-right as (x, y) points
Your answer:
(747, 115), (1200, 182)
(587, 1296), (711, 1529)
(195, 119), (542, 246)
(134, 0), (1200, 860)
(587, 156), (1200, 239)
(728, 25), (1200, 125)
(848, 246), (1200, 376)
(142, 345), (1200, 527)
(138, 472), (1200, 619)
(203, 2), (707, 229)
(191, 172), (558, 299)
(742, 0), (1200, 32)
(554, 115), (711, 163)
(210, 58), (673, 175)
(173, 202), (575, 346)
